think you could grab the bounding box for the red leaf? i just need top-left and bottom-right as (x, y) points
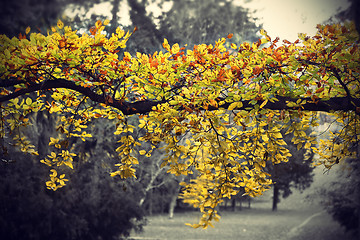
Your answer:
(18, 33), (26, 40)
(283, 39), (291, 44)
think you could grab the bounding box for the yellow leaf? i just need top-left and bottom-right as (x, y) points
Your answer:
(259, 99), (268, 109)
(228, 102), (238, 111)
(262, 134), (269, 142)
(25, 97), (32, 105)
(260, 29), (267, 36)
(163, 38), (170, 51)
(25, 26), (31, 35)
(110, 171), (119, 177)
(171, 43), (180, 54)
(273, 132), (282, 139)
(50, 169), (57, 177)
(297, 143), (302, 150)
(57, 19), (64, 29)
(95, 20), (102, 28)
(139, 150), (146, 155)
(261, 38), (268, 44)
(103, 19), (110, 25)
(66, 161), (74, 169)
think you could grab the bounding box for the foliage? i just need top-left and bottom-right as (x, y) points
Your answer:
(0, 0), (67, 37)
(0, 19), (360, 228)
(158, 0), (260, 47)
(0, 149), (145, 240)
(268, 128), (315, 211)
(318, 158), (360, 237)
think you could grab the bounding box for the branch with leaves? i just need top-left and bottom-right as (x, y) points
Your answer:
(1, 19), (359, 228)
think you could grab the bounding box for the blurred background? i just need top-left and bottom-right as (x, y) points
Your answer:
(0, 0), (358, 239)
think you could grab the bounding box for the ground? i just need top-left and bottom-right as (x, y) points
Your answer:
(129, 166), (356, 240)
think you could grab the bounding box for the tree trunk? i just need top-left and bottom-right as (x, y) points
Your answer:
(232, 198), (236, 211)
(168, 176), (186, 218)
(110, 0), (120, 34)
(168, 185), (181, 219)
(148, 190), (153, 215)
(272, 184), (279, 211)
(168, 192), (177, 219)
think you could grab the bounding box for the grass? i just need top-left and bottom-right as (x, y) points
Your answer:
(129, 193), (355, 240)
(129, 167), (358, 240)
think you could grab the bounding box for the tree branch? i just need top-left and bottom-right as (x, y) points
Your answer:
(0, 78), (26, 87)
(0, 79), (165, 115)
(213, 96), (360, 113)
(0, 78), (359, 114)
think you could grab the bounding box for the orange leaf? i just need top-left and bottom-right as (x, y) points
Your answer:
(315, 87), (324, 93)
(150, 59), (159, 68)
(18, 33), (26, 40)
(95, 20), (102, 28)
(227, 33), (233, 39)
(253, 66), (262, 75)
(89, 27), (96, 36)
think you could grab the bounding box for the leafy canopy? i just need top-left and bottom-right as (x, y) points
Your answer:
(1, 19), (359, 228)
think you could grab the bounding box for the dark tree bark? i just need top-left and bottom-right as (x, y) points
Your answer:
(1, 78), (359, 115)
(232, 198), (237, 211)
(109, 0), (121, 35)
(272, 184), (279, 211)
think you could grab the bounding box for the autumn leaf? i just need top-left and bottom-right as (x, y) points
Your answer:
(315, 87), (324, 93)
(163, 38), (170, 51)
(103, 19), (110, 26)
(57, 19), (64, 29)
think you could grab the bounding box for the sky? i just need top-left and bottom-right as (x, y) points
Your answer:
(65, 0), (352, 41)
(235, 0), (351, 41)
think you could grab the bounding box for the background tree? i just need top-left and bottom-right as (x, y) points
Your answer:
(269, 128), (314, 211)
(317, 157), (360, 237)
(0, 147), (145, 240)
(0, 0), (64, 37)
(158, 0), (260, 47)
